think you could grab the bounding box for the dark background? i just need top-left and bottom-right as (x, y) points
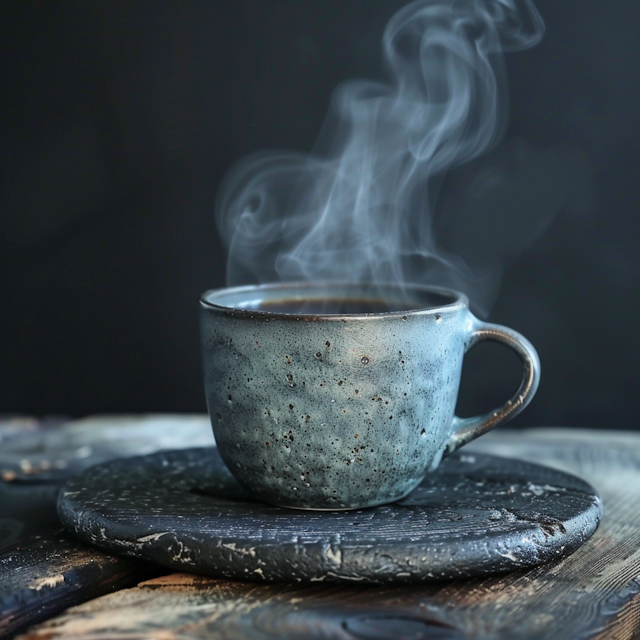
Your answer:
(1, 0), (639, 428)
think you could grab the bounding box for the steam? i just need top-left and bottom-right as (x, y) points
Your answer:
(217, 0), (544, 302)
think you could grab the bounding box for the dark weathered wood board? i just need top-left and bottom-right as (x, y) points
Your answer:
(18, 429), (640, 640)
(0, 414), (213, 553)
(0, 533), (161, 639)
(0, 416), (193, 638)
(0, 482), (61, 555)
(58, 448), (601, 582)
(0, 414), (213, 484)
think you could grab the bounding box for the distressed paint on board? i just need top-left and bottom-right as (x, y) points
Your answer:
(58, 448), (601, 583)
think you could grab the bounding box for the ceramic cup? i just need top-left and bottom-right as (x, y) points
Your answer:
(200, 282), (540, 510)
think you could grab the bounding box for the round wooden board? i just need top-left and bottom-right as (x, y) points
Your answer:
(58, 447), (602, 583)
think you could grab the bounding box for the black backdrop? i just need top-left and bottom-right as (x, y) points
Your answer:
(1, 1), (639, 428)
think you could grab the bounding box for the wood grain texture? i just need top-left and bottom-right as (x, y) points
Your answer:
(0, 532), (161, 639)
(19, 429), (640, 640)
(57, 449), (601, 582)
(0, 414), (212, 553)
(0, 414), (213, 483)
(0, 416), (193, 638)
(0, 481), (61, 554)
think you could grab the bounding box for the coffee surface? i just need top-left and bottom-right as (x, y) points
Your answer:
(257, 298), (403, 314)
(255, 294), (450, 314)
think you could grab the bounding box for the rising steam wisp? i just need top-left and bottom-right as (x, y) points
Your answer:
(217, 0), (544, 306)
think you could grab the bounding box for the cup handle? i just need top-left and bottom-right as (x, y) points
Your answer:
(443, 319), (541, 457)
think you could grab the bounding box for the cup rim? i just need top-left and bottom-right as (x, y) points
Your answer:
(200, 281), (467, 320)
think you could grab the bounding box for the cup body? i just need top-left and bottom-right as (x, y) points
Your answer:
(199, 282), (480, 510)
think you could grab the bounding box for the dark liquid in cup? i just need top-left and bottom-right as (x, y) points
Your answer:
(257, 298), (402, 314)
(255, 293), (451, 314)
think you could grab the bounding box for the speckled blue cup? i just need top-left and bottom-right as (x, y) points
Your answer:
(200, 282), (540, 510)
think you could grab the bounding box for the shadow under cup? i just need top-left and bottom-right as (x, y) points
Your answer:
(200, 282), (540, 510)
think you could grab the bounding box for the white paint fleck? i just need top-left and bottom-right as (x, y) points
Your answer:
(527, 482), (564, 496)
(31, 574), (65, 590)
(326, 546), (342, 565)
(136, 532), (169, 543)
(171, 540), (195, 565)
(222, 542), (256, 557)
(326, 572), (366, 582)
(113, 538), (138, 548)
(527, 483), (545, 496)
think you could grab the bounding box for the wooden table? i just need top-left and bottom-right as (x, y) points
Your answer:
(3, 418), (640, 640)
